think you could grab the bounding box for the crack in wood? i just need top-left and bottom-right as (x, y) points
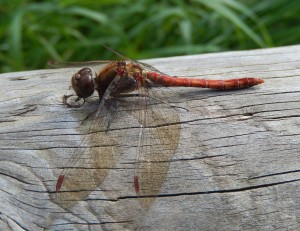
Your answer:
(12, 104), (38, 116)
(118, 178), (300, 200)
(248, 170), (300, 180)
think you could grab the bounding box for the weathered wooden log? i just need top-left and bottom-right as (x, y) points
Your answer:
(0, 45), (299, 230)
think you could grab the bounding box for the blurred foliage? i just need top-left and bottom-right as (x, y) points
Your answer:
(0, 0), (299, 72)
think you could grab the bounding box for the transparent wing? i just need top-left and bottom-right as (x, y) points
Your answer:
(48, 60), (113, 69)
(131, 84), (181, 209)
(55, 74), (138, 208)
(136, 61), (169, 76)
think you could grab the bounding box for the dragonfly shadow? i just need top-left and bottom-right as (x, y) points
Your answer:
(178, 87), (254, 100)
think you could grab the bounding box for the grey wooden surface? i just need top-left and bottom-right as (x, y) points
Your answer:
(0, 45), (299, 231)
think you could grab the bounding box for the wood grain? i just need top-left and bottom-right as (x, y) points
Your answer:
(0, 45), (299, 231)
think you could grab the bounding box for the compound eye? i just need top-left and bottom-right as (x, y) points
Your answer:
(71, 68), (95, 98)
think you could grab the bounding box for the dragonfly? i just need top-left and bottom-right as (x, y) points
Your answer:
(53, 51), (264, 209)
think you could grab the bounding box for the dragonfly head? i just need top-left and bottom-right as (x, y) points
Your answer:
(71, 68), (95, 99)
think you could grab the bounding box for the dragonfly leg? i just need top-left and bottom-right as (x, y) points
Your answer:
(63, 94), (85, 108)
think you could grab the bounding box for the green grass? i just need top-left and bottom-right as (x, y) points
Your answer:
(0, 0), (299, 73)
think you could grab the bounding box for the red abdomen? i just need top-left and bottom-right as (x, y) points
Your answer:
(146, 72), (264, 90)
